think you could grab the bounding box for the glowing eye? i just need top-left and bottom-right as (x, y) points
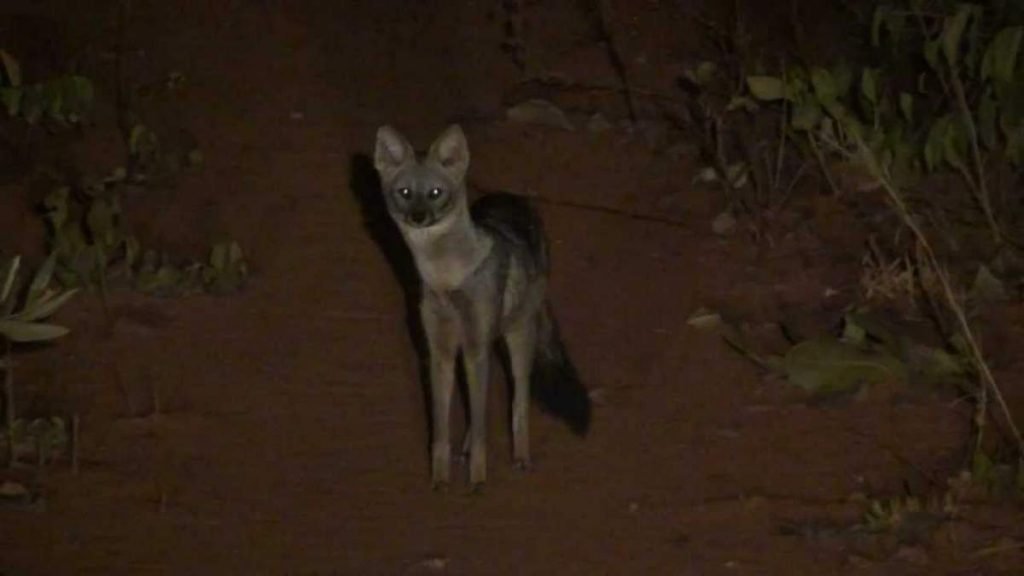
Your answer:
(428, 187), (442, 199)
(396, 187), (411, 198)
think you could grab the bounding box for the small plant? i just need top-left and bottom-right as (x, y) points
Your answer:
(134, 241), (249, 297)
(0, 49), (94, 127)
(0, 254), (77, 467)
(860, 490), (958, 549)
(745, 3), (1024, 246)
(681, 58), (810, 239)
(40, 164), (248, 298)
(43, 170), (136, 293)
(743, 2), (1024, 468)
(4, 416), (69, 469)
(0, 254), (77, 344)
(0, 46), (247, 300)
(677, 4), (815, 240)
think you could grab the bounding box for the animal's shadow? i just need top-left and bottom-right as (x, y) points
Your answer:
(349, 152), (432, 416)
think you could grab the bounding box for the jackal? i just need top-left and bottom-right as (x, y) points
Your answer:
(373, 124), (590, 489)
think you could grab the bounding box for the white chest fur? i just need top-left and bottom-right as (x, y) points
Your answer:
(401, 217), (492, 292)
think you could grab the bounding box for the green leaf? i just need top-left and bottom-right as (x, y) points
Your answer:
(42, 79), (63, 121)
(129, 124), (158, 156)
(962, 7), (984, 77)
(0, 319), (69, 342)
(124, 235), (141, 270)
(997, 80), (1024, 134)
(791, 101), (823, 131)
(925, 116), (967, 171)
(843, 310), (903, 356)
(978, 91), (998, 149)
(228, 242), (244, 264)
(186, 148), (203, 166)
(873, 6), (907, 50)
(907, 344), (969, 385)
(972, 451), (994, 481)
(0, 50), (21, 87)
(86, 197), (120, 247)
(14, 288), (77, 322)
(26, 251), (58, 308)
(924, 39), (942, 71)
(20, 84), (43, 124)
(832, 63), (853, 97)
(1007, 124), (1024, 166)
(942, 5), (974, 69)
(783, 337), (907, 395)
(43, 187), (70, 230)
(0, 256), (19, 304)
(722, 331), (780, 372)
(785, 74), (809, 102)
(842, 316), (868, 347)
(210, 243), (228, 271)
(811, 67), (838, 103)
(203, 241), (248, 294)
(725, 162), (749, 188)
(861, 68), (880, 106)
(0, 86), (21, 116)
(726, 96), (758, 112)
(136, 261), (186, 296)
(970, 265), (1008, 303)
(942, 117), (969, 170)
(899, 92), (913, 122)
(63, 75), (94, 116)
(693, 61), (718, 86)
(982, 27), (1023, 82)
(747, 76), (786, 101)
(871, 5), (890, 47)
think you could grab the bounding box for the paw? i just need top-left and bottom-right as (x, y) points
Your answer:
(430, 463), (450, 492)
(469, 481), (486, 495)
(514, 458), (532, 472)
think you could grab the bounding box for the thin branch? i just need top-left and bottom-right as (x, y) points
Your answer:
(855, 135), (1024, 465)
(949, 70), (1002, 245)
(3, 338), (13, 467)
(595, 0), (638, 124)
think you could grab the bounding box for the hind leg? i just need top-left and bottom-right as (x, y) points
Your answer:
(504, 318), (536, 470)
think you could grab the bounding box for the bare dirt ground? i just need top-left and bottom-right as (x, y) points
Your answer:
(2, 1), (1023, 574)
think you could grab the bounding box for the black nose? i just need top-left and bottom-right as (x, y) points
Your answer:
(409, 211), (428, 225)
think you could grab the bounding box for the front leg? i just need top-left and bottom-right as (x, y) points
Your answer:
(464, 344), (490, 489)
(453, 282), (499, 491)
(422, 295), (459, 490)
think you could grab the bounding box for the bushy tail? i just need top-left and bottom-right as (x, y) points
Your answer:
(531, 304), (591, 435)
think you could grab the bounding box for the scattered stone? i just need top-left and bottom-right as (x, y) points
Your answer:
(0, 480), (43, 511)
(586, 112), (612, 133)
(0, 480), (29, 499)
(505, 99), (574, 131)
(970, 264), (1008, 303)
(894, 545), (930, 565)
(712, 210), (737, 236)
(687, 307), (723, 330)
(404, 555), (450, 574)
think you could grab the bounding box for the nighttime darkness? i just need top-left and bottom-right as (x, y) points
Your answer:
(2, 0), (1024, 574)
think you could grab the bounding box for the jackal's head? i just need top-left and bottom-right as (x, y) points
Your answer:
(373, 124), (469, 230)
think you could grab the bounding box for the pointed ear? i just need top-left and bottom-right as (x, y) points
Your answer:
(427, 124), (470, 182)
(374, 125), (415, 183)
